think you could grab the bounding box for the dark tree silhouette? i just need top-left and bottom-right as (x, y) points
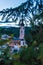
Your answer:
(0, 0), (43, 26)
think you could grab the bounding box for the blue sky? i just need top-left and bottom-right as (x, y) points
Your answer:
(0, 0), (27, 27)
(0, 0), (27, 10)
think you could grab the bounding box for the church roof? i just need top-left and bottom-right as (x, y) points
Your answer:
(19, 20), (24, 26)
(13, 37), (24, 41)
(20, 22), (24, 26)
(13, 37), (20, 40)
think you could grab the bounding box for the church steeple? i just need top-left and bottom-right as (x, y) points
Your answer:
(19, 14), (25, 39)
(20, 21), (24, 26)
(19, 14), (26, 46)
(19, 14), (24, 26)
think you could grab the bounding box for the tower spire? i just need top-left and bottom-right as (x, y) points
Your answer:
(19, 14), (24, 26)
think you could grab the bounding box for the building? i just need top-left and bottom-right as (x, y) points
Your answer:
(8, 21), (27, 53)
(9, 21), (27, 47)
(19, 21), (26, 46)
(1, 34), (11, 40)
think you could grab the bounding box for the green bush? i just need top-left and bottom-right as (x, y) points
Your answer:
(19, 45), (42, 65)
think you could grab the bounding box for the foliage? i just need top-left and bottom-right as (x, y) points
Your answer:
(19, 43), (43, 65)
(13, 60), (26, 65)
(0, 45), (13, 65)
(0, 0), (43, 25)
(0, 39), (10, 45)
(12, 53), (20, 60)
(37, 43), (43, 65)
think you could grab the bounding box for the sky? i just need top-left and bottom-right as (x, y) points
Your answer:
(0, 0), (27, 10)
(0, 0), (27, 27)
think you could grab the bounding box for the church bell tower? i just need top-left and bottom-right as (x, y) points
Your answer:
(19, 21), (24, 39)
(19, 15), (26, 46)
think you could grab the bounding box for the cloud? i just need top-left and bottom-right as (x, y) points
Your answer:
(0, 22), (19, 27)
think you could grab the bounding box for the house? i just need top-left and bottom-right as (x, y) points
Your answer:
(1, 34), (11, 40)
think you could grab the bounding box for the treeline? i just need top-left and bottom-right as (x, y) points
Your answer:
(0, 23), (43, 44)
(0, 27), (20, 37)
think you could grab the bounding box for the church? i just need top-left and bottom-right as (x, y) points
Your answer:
(9, 21), (27, 47)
